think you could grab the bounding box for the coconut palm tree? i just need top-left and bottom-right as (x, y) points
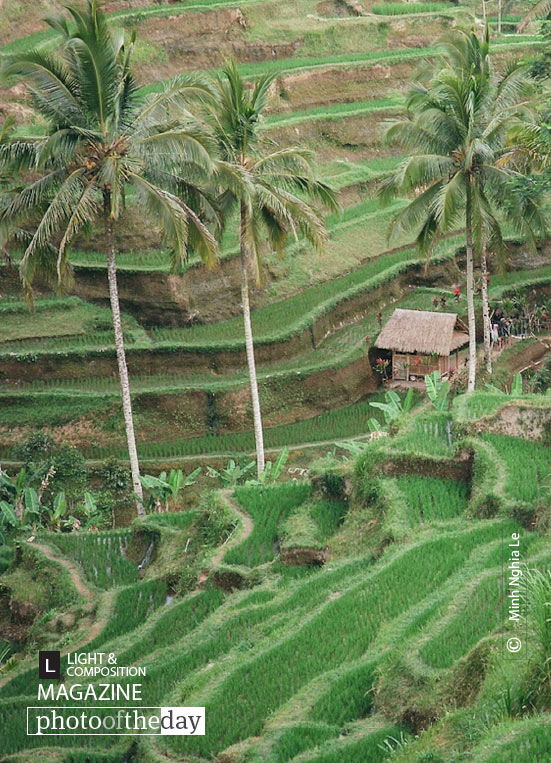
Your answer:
(0, 0), (218, 514)
(206, 61), (338, 476)
(379, 27), (545, 389)
(518, 0), (551, 33)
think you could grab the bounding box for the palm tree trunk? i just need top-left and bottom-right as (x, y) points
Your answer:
(104, 191), (145, 516)
(465, 181), (477, 392)
(481, 246), (492, 374)
(240, 202), (265, 477)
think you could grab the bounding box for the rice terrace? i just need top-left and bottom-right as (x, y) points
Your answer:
(1, 0), (551, 761)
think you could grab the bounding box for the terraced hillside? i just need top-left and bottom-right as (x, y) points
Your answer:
(0, 0), (549, 465)
(1, 388), (551, 761)
(1, 2), (551, 759)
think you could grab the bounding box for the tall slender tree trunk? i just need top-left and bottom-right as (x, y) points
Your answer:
(465, 181), (477, 392)
(482, 0), (486, 22)
(104, 191), (145, 516)
(240, 202), (265, 477)
(481, 246), (492, 374)
(498, 0), (502, 33)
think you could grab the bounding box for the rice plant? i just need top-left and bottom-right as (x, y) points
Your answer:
(310, 659), (379, 726)
(310, 499), (347, 540)
(264, 96), (404, 129)
(86, 397), (390, 460)
(225, 483), (310, 566)
(117, 587), (225, 666)
(90, 579), (168, 646)
(372, 2), (453, 14)
(43, 531), (138, 589)
(482, 434), (551, 503)
(176, 523), (510, 757)
(0, 579), (167, 704)
(472, 718), (551, 762)
(397, 475), (469, 526)
(420, 572), (504, 668)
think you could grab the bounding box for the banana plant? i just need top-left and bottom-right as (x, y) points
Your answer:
(0, 468), (41, 535)
(62, 492), (104, 531)
(369, 388), (414, 428)
(246, 448), (289, 486)
(139, 468), (201, 512)
(425, 371), (451, 411)
(334, 440), (370, 460)
(42, 491), (68, 532)
(486, 372), (524, 396)
(207, 459), (255, 487)
(0, 484), (40, 536)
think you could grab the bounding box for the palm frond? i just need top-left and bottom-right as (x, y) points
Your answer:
(2, 49), (84, 126)
(138, 125), (215, 175)
(133, 73), (215, 129)
(129, 171), (216, 270)
(517, 0), (551, 32)
(57, 181), (100, 279)
(432, 169), (465, 232)
(19, 168), (88, 285)
(64, 0), (119, 131)
(388, 180), (444, 243)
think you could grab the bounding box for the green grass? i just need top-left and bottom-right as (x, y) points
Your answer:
(481, 434), (551, 504)
(470, 716), (551, 763)
(174, 522), (514, 757)
(451, 391), (551, 423)
(116, 587), (225, 666)
(264, 95), (404, 128)
(488, 265), (551, 300)
(42, 531), (139, 589)
(83, 396), (390, 460)
(391, 411), (455, 458)
(310, 499), (347, 539)
(0, 298), (142, 346)
(372, 2), (453, 14)
(225, 482), (311, 566)
(397, 475), (469, 526)
(294, 724), (407, 762)
(319, 156), (403, 191)
(420, 570), (504, 668)
(90, 578), (168, 645)
(310, 660), (379, 726)
(2, 232), (459, 365)
(140, 510), (199, 530)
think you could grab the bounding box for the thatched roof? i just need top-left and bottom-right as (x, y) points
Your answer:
(375, 309), (469, 356)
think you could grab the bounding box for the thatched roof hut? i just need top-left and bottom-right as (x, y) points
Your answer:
(375, 309), (469, 381)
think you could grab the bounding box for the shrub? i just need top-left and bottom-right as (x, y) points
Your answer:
(310, 455), (353, 503)
(198, 491), (238, 548)
(12, 432), (55, 464)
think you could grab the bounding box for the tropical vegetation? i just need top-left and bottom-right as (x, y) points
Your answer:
(0, 1), (550, 761)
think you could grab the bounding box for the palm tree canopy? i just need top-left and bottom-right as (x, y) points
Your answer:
(0, 0), (219, 287)
(208, 60), (339, 282)
(518, 0), (551, 33)
(380, 27), (547, 258)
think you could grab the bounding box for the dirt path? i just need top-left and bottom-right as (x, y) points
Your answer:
(196, 490), (254, 589)
(490, 334), (551, 383)
(0, 541), (114, 690)
(32, 541), (94, 602)
(29, 542), (115, 652)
